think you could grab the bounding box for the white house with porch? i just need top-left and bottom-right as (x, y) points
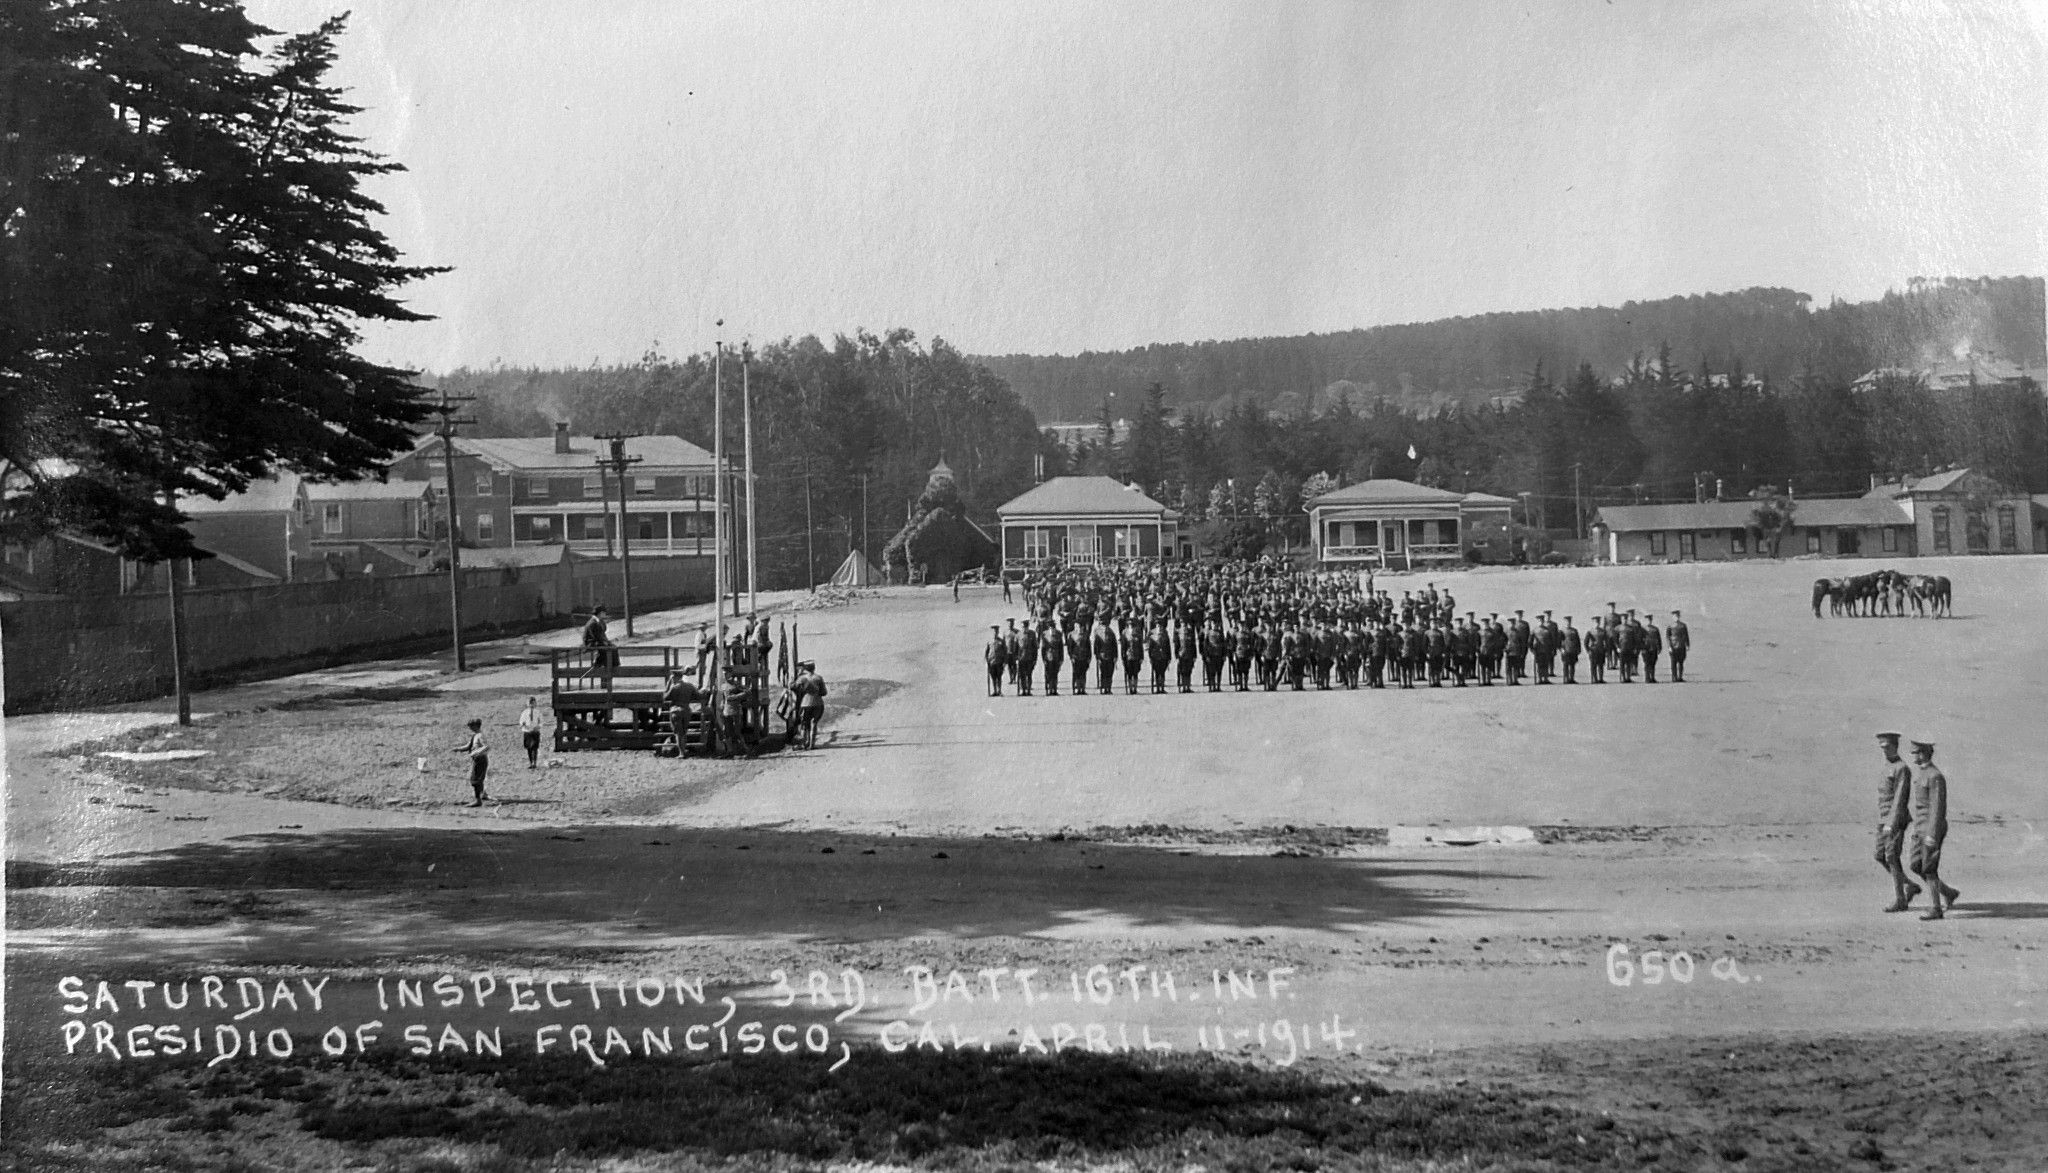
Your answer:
(996, 476), (1179, 576)
(1305, 480), (1515, 569)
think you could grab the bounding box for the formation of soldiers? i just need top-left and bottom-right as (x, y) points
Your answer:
(981, 562), (1690, 696)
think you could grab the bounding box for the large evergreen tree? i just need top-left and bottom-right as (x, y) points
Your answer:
(1, 1), (442, 559)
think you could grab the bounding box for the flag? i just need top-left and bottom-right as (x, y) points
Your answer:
(1407, 444), (1418, 461)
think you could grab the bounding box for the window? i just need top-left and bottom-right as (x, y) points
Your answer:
(1805, 530), (1821, 554)
(1965, 509), (1988, 551)
(1882, 527), (1898, 553)
(475, 512), (495, 542)
(524, 477), (551, 498)
(1114, 528), (1140, 559)
(1648, 531), (1667, 556)
(1729, 529), (1746, 555)
(583, 475), (603, 499)
(1023, 529), (1049, 560)
(1998, 506), (2017, 550)
(4, 541), (32, 571)
(634, 476), (656, 497)
(1932, 506), (1951, 551)
(322, 503), (344, 534)
(474, 470), (493, 496)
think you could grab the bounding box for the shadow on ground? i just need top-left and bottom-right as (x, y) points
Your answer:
(6, 825), (1539, 960)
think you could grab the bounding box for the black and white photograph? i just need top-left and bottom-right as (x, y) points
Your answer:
(4, 1), (2046, 1169)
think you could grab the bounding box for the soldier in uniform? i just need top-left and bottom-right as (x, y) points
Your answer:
(1199, 620), (1226, 692)
(1067, 620), (1091, 695)
(1617, 613), (1641, 682)
(1639, 612), (1662, 683)
(1873, 732), (1918, 912)
(1229, 620), (1254, 691)
(1400, 622), (1426, 689)
(1016, 620), (1039, 696)
(1503, 612), (1528, 685)
(1905, 740), (1961, 920)
(1147, 618), (1172, 694)
(1424, 621), (1447, 687)
(1040, 620), (1064, 696)
(1666, 610), (1689, 682)
(1093, 615), (1118, 694)
(1122, 617), (1146, 695)
(1531, 613), (1556, 684)
(1339, 622), (1364, 689)
(984, 624), (1009, 697)
(1560, 617), (1581, 683)
(1004, 618), (1022, 686)
(1261, 620), (1283, 691)
(1174, 620), (1198, 693)
(1584, 618), (1607, 683)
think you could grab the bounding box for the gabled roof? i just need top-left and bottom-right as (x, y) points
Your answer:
(1309, 479), (1467, 507)
(1461, 491), (1516, 506)
(1598, 497), (1912, 532)
(305, 480), (432, 501)
(180, 474), (306, 514)
(1869, 467), (2006, 497)
(409, 434), (718, 472)
(206, 549), (282, 581)
(997, 476), (1169, 518)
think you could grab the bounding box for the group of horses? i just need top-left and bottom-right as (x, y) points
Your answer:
(1811, 569), (1952, 618)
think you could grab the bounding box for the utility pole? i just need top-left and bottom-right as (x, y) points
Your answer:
(163, 485), (192, 725)
(860, 474), (868, 563)
(729, 466), (743, 618)
(1573, 462), (1584, 541)
(593, 433), (644, 637)
(711, 327), (726, 742)
(429, 390), (476, 671)
(803, 471), (815, 591)
(741, 342), (758, 615)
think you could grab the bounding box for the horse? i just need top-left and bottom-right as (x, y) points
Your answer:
(1930, 575), (1952, 618)
(1811, 578), (1833, 618)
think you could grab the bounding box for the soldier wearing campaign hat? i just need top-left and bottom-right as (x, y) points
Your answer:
(1873, 732), (1917, 912)
(984, 624), (1009, 697)
(1666, 610), (1690, 682)
(1905, 740), (1961, 919)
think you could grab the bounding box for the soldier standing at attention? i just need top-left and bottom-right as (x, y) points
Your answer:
(1017, 621), (1039, 696)
(1584, 618), (1607, 683)
(984, 624), (1009, 696)
(1230, 621), (1254, 691)
(1639, 613), (1662, 683)
(1261, 621), (1283, 691)
(1174, 620), (1199, 693)
(1504, 612), (1528, 685)
(1067, 620), (1090, 695)
(1200, 620), (1227, 692)
(1666, 610), (1689, 682)
(1617, 613), (1641, 682)
(1040, 620), (1064, 696)
(1906, 741), (1961, 919)
(1873, 733), (1918, 912)
(1560, 617), (1581, 684)
(1532, 613), (1557, 684)
(1122, 617), (1146, 695)
(1147, 618), (1172, 694)
(1093, 616), (1118, 695)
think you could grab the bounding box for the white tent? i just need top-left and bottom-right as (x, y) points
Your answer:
(827, 549), (883, 588)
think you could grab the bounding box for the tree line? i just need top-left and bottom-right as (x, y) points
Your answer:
(980, 279), (2046, 425)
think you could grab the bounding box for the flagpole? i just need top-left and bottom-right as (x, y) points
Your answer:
(712, 325), (726, 749)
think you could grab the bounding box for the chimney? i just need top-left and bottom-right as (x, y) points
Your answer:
(1869, 472), (1878, 492)
(554, 422), (571, 455)
(1715, 478), (1724, 500)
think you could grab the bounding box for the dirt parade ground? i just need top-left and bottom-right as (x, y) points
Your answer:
(5, 556), (2046, 1171)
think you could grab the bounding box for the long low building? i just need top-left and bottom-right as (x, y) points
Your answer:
(1595, 468), (2039, 561)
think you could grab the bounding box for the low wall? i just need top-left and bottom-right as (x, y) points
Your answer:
(1, 556), (711, 714)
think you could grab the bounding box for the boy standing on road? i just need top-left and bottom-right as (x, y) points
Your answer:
(518, 697), (543, 767)
(456, 718), (489, 806)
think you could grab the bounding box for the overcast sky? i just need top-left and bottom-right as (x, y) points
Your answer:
(247, 0), (2047, 371)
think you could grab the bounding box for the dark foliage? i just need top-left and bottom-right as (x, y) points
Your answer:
(0, 0), (443, 559)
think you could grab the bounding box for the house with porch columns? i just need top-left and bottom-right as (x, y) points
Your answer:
(1305, 480), (1516, 569)
(996, 476), (1179, 577)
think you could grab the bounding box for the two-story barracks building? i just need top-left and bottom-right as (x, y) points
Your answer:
(389, 423), (730, 557)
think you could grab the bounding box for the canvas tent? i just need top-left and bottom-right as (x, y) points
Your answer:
(827, 549), (883, 587)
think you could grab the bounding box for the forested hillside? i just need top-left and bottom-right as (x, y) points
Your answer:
(979, 278), (2045, 422)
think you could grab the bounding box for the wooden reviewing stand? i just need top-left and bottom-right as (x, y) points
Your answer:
(550, 645), (698, 752)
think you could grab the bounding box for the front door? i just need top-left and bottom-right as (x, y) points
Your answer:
(1678, 531), (1696, 560)
(1838, 528), (1860, 555)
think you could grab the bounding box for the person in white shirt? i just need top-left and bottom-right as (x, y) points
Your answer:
(518, 697), (544, 767)
(454, 718), (489, 806)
